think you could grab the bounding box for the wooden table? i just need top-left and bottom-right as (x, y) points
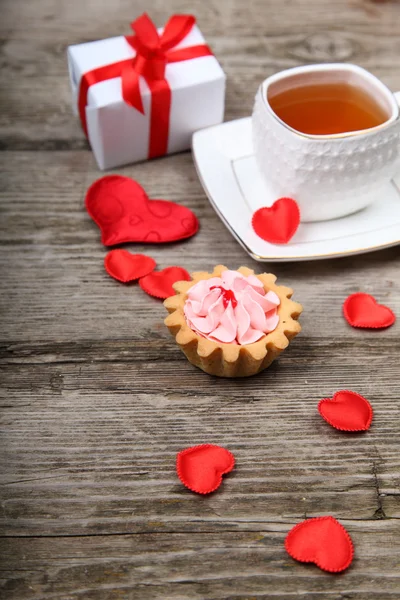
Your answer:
(1, 0), (400, 598)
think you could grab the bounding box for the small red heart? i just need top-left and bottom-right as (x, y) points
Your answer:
(343, 293), (395, 329)
(285, 516), (354, 573)
(85, 175), (199, 246)
(252, 197), (300, 244)
(177, 444), (235, 494)
(104, 250), (156, 283)
(139, 266), (191, 299)
(318, 390), (373, 432)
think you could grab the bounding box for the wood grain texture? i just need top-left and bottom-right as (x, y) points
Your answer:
(1, 0), (400, 598)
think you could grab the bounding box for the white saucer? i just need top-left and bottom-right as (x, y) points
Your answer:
(192, 117), (400, 262)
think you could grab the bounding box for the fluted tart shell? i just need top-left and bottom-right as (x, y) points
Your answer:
(163, 265), (302, 378)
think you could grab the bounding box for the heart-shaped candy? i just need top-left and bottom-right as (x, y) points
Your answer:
(176, 444), (235, 494)
(85, 175), (199, 246)
(139, 267), (190, 299)
(285, 516), (354, 573)
(343, 293), (395, 329)
(104, 250), (156, 283)
(252, 197), (300, 244)
(318, 390), (373, 432)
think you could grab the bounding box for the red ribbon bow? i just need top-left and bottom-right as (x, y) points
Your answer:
(78, 13), (213, 159)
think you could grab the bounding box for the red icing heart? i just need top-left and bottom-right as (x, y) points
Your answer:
(177, 444), (235, 494)
(252, 197), (300, 244)
(85, 175), (199, 246)
(343, 293), (395, 329)
(318, 390), (373, 432)
(139, 267), (190, 299)
(285, 516), (354, 573)
(104, 250), (156, 283)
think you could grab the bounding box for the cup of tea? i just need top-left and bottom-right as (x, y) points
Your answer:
(252, 63), (400, 222)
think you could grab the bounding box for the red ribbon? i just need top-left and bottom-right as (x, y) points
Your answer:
(78, 14), (213, 159)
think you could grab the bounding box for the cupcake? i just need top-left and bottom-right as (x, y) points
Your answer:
(164, 265), (302, 377)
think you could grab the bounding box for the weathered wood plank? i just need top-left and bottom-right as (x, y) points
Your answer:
(1, 351), (399, 537)
(1, 151), (399, 342)
(1, 524), (400, 599)
(1, 0), (400, 597)
(1, 0), (400, 149)
(2, 0), (400, 37)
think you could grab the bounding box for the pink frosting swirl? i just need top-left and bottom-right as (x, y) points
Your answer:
(184, 270), (280, 345)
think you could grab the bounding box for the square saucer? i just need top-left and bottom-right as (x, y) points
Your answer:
(192, 117), (400, 262)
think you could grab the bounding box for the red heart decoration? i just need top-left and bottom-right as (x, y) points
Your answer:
(177, 444), (235, 494)
(318, 390), (373, 432)
(85, 175), (199, 246)
(285, 516), (354, 573)
(252, 197), (300, 244)
(139, 266), (191, 299)
(343, 293), (395, 329)
(104, 250), (156, 283)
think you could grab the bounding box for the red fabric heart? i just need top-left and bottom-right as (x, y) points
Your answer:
(252, 197), (300, 244)
(85, 175), (199, 246)
(285, 516), (354, 573)
(343, 293), (395, 329)
(139, 266), (190, 299)
(104, 250), (156, 283)
(176, 444), (235, 494)
(318, 390), (373, 432)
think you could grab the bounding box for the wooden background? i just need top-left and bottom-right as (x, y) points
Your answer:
(1, 0), (400, 598)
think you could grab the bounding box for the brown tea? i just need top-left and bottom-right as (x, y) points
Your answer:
(268, 81), (389, 135)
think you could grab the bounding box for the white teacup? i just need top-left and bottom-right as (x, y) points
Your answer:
(252, 63), (400, 222)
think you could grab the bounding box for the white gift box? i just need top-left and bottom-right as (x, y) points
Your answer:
(67, 23), (226, 170)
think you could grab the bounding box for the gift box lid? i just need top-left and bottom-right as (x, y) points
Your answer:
(67, 25), (226, 110)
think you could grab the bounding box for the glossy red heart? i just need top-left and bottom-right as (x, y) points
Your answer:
(285, 516), (354, 573)
(139, 267), (190, 299)
(318, 390), (373, 432)
(85, 175), (199, 246)
(252, 197), (300, 244)
(104, 250), (156, 283)
(343, 293), (395, 329)
(177, 444), (235, 494)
